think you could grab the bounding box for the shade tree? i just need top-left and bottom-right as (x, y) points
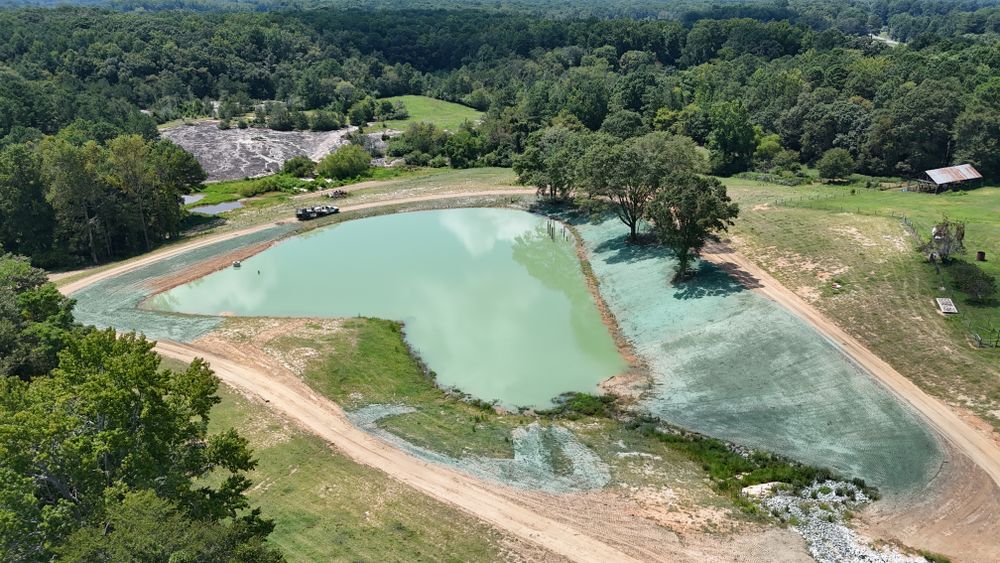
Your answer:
(646, 174), (739, 279)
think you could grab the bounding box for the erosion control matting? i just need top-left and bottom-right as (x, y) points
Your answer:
(71, 225), (296, 342)
(574, 216), (942, 494)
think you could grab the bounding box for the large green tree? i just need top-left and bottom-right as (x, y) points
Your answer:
(0, 144), (53, 261)
(104, 135), (156, 252)
(0, 254), (75, 380)
(513, 126), (592, 199)
(0, 327), (274, 560)
(579, 132), (703, 241)
(40, 138), (108, 265)
(646, 174), (739, 279)
(707, 102), (756, 175)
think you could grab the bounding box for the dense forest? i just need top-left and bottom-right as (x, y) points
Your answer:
(1, 1), (999, 268)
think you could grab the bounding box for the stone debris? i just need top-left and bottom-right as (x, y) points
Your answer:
(162, 122), (356, 181)
(756, 480), (922, 563)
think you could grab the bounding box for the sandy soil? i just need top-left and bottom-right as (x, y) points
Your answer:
(703, 240), (1000, 561)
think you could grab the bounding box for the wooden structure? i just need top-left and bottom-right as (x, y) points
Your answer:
(918, 164), (984, 193)
(936, 297), (958, 314)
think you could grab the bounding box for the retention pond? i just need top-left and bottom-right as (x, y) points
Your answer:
(73, 207), (942, 494)
(148, 208), (625, 408)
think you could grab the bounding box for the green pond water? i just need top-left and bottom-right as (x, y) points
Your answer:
(148, 208), (626, 408)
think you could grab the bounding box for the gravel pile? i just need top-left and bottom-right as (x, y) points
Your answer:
(756, 481), (922, 563)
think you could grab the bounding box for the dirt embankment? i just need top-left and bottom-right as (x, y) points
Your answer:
(58, 190), (1000, 562)
(561, 221), (651, 400)
(144, 240), (279, 296)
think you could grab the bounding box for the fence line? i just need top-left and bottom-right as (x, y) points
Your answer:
(767, 192), (997, 348)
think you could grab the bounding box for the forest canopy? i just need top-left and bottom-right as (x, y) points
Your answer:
(0, 1), (999, 267)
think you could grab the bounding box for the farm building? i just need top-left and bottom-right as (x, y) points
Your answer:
(910, 164), (984, 193)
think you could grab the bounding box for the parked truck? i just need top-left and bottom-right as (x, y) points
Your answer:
(296, 205), (339, 221)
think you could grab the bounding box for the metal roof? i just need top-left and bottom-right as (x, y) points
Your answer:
(925, 164), (982, 185)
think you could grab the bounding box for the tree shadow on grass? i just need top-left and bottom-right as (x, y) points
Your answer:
(592, 233), (668, 265)
(672, 261), (757, 300)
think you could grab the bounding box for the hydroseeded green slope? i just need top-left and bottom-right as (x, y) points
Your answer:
(574, 214), (942, 494)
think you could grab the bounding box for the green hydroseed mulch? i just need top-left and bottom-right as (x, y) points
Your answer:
(71, 225), (296, 342)
(573, 214), (942, 494)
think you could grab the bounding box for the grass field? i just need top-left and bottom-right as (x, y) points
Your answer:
(374, 95), (484, 131)
(725, 180), (1000, 432)
(202, 383), (527, 562)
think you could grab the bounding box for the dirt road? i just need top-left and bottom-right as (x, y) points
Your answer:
(702, 242), (1000, 489)
(153, 339), (649, 563)
(703, 241), (1000, 561)
(58, 189), (534, 296)
(59, 190), (1000, 561)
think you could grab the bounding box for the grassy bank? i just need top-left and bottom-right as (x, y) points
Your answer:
(299, 318), (525, 458)
(188, 167), (428, 209)
(283, 317), (862, 518)
(203, 384), (525, 562)
(374, 95), (483, 131)
(726, 180), (1000, 431)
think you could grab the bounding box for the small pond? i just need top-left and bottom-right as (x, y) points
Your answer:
(148, 208), (626, 408)
(190, 200), (243, 215)
(182, 194), (206, 205)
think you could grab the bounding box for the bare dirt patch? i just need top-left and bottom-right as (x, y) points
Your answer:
(193, 316), (811, 562)
(143, 239), (280, 295)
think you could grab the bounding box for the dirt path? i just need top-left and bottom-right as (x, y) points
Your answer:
(703, 241), (1000, 561)
(154, 338), (647, 562)
(59, 190), (999, 560)
(702, 242), (1000, 487)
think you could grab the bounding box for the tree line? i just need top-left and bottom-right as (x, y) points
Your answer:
(1, 2), (999, 269)
(515, 126), (739, 279)
(0, 129), (205, 267)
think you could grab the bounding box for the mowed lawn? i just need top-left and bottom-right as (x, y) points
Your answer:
(203, 384), (521, 562)
(725, 180), (1000, 432)
(375, 95), (483, 131)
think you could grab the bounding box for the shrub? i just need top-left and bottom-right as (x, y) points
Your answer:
(816, 148), (855, 180)
(388, 122), (447, 158)
(282, 155), (316, 178)
(310, 110), (342, 131)
(317, 145), (371, 179)
(403, 151), (431, 166)
(539, 392), (615, 419)
(239, 174), (310, 197)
